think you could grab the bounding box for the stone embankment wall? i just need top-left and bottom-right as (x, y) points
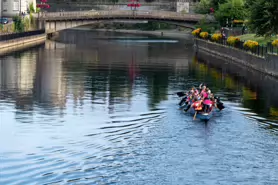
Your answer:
(194, 38), (278, 78)
(0, 34), (46, 56)
(0, 34), (46, 50)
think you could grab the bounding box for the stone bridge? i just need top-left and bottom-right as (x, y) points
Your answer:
(39, 10), (214, 34)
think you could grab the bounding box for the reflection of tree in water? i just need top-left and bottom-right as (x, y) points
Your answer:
(145, 69), (169, 109)
(107, 66), (133, 114)
(86, 65), (134, 114)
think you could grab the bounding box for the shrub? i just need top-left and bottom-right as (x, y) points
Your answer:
(13, 16), (25, 32)
(192, 28), (202, 37)
(272, 39), (278, 47)
(243, 40), (259, 50)
(211, 33), (222, 42)
(29, 2), (35, 13)
(200, 32), (209, 39)
(227, 36), (240, 46)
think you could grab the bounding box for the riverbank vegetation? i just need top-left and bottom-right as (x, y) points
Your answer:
(238, 34), (278, 45)
(0, 3), (39, 34)
(195, 0), (278, 37)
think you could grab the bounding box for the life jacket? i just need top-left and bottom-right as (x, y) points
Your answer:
(192, 101), (203, 110)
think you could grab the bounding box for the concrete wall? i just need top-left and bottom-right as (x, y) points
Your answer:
(194, 38), (278, 78)
(45, 20), (101, 34)
(0, 34), (46, 53)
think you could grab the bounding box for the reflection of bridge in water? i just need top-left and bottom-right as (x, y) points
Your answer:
(40, 10), (214, 33)
(46, 29), (191, 69)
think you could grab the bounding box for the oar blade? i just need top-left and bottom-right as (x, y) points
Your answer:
(177, 92), (185, 97)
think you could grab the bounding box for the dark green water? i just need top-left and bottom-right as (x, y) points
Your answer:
(0, 29), (278, 185)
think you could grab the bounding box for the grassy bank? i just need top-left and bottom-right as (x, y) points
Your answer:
(238, 34), (278, 45)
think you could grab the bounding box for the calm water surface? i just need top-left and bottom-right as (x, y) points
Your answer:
(0, 30), (278, 185)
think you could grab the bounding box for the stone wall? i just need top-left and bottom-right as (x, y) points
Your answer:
(194, 38), (278, 78)
(0, 34), (46, 52)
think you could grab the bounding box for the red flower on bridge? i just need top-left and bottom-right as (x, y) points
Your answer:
(37, 0), (50, 9)
(127, 0), (141, 9)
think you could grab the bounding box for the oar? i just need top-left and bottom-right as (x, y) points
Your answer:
(176, 92), (186, 97)
(184, 104), (191, 112)
(193, 111), (197, 120)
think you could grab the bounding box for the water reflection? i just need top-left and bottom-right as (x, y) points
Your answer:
(194, 53), (278, 123)
(0, 30), (277, 123)
(0, 30), (278, 185)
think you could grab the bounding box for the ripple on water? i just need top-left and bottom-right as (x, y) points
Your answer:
(0, 109), (165, 185)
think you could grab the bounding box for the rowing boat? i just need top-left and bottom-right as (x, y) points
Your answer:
(177, 92), (224, 121)
(188, 106), (214, 121)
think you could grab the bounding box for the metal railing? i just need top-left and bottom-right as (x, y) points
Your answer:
(0, 30), (45, 42)
(200, 36), (278, 58)
(40, 10), (206, 22)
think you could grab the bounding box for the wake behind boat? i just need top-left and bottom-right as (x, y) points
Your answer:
(177, 84), (225, 121)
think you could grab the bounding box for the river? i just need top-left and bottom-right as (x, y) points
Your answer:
(0, 29), (278, 185)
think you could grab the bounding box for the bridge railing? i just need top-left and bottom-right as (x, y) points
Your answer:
(40, 10), (206, 21)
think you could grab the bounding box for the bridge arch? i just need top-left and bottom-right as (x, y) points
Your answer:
(41, 11), (213, 34)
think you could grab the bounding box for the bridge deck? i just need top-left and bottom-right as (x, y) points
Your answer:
(41, 10), (212, 23)
(41, 11), (215, 34)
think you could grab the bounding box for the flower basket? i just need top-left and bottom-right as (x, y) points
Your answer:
(227, 36), (240, 47)
(272, 39), (278, 48)
(199, 32), (209, 39)
(243, 40), (259, 51)
(192, 28), (202, 37)
(211, 33), (222, 42)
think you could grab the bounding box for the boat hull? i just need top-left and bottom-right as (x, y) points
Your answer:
(188, 107), (214, 121)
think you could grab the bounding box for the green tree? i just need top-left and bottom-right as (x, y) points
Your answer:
(210, 0), (228, 9)
(13, 16), (25, 32)
(248, 0), (278, 36)
(195, 0), (211, 14)
(110, 0), (119, 4)
(215, 0), (246, 26)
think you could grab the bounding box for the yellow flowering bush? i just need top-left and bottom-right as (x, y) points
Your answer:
(199, 32), (209, 39)
(272, 39), (278, 47)
(192, 28), (201, 37)
(211, 33), (222, 42)
(227, 36), (240, 46)
(243, 40), (259, 50)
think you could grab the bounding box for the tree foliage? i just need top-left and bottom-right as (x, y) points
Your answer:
(110, 0), (119, 4)
(13, 16), (25, 32)
(248, 0), (278, 36)
(195, 0), (211, 14)
(210, 0), (228, 9)
(215, 0), (246, 26)
(193, 0), (278, 36)
(29, 2), (35, 13)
